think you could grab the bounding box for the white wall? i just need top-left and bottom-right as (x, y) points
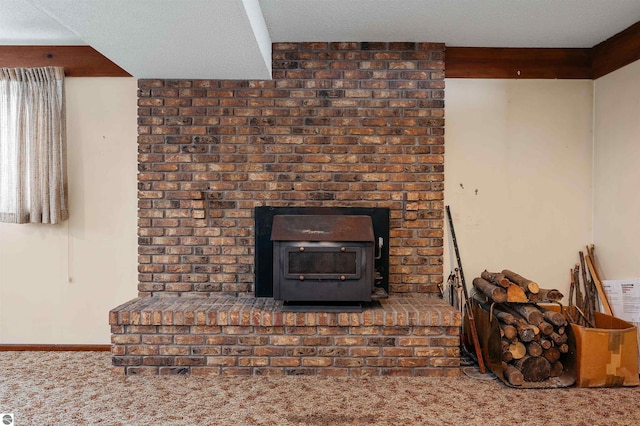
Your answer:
(445, 79), (594, 297)
(2, 70), (635, 342)
(593, 59), (640, 280)
(0, 78), (138, 344)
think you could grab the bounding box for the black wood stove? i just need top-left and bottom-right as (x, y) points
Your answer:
(253, 206), (390, 309)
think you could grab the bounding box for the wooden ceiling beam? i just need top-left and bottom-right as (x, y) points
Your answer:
(447, 20), (640, 80)
(592, 20), (640, 79)
(445, 47), (593, 79)
(0, 45), (130, 77)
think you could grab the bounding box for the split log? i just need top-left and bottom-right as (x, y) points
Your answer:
(515, 356), (551, 382)
(501, 339), (514, 362)
(512, 322), (536, 343)
(544, 288), (564, 302)
(472, 277), (507, 303)
(557, 343), (569, 354)
(492, 306), (536, 342)
(526, 341), (543, 357)
(549, 361), (564, 378)
(502, 270), (540, 294)
(499, 322), (518, 341)
(501, 339), (510, 352)
(539, 338), (552, 350)
(509, 303), (544, 325)
(543, 347), (561, 363)
(504, 365), (524, 386)
(550, 332), (568, 345)
(481, 270), (512, 288)
(494, 304), (540, 342)
(529, 288), (564, 303)
(509, 341), (527, 360)
(537, 320), (554, 336)
(527, 292), (540, 303)
(529, 324), (540, 336)
(492, 308), (518, 325)
(506, 283), (528, 303)
(541, 309), (568, 327)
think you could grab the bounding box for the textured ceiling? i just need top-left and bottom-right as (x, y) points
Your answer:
(3, 0), (640, 78)
(0, 0), (81, 44)
(263, 0), (640, 48)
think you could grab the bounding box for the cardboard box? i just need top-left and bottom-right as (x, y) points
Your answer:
(570, 311), (639, 387)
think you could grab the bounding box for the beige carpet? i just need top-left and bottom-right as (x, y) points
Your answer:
(1, 352), (640, 425)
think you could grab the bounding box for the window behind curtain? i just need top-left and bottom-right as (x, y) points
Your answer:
(0, 66), (68, 224)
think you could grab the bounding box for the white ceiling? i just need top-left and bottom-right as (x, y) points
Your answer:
(2, 0), (640, 79)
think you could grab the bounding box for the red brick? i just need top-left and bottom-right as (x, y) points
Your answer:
(382, 347), (413, 357)
(271, 357), (301, 367)
(238, 357), (269, 367)
(366, 358), (396, 367)
(221, 368), (252, 376)
(334, 337), (366, 346)
(252, 368), (285, 376)
(254, 347), (285, 356)
(191, 367), (222, 376)
(350, 347), (380, 357)
(430, 357), (460, 367)
(302, 357), (333, 367)
(429, 337), (460, 347)
(334, 358), (364, 368)
(206, 357), (237, 366)
(125, 366), (158, 375)
(112, 335), (141, 345)
(381, 368), (413, 376)
(271, 336), (301, 345)
(174, 335), (204, 345)
(175, 356), (205, 366)
(159, 346), (190, 356)
(128, 346), (159, 356)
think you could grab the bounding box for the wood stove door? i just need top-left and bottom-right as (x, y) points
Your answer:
(273, 241), (373, 302)
(284, 244), (361, 281)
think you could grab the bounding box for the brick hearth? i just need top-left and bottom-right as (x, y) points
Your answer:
(110, 294), (460, 376)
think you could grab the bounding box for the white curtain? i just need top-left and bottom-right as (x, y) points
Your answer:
(0, 66), (68, 224)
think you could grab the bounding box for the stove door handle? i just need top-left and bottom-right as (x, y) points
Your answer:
(375, 237), (384, 260)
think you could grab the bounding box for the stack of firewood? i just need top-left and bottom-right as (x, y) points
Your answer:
(472, 270), (569, 385)
(472, 269), (564, 304)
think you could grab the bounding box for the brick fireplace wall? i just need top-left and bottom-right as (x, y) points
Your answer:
(113, 42), (458, 375)
(136, 42), (445, 298)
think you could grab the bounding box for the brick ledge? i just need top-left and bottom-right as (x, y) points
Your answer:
(110, 294), (461, 328)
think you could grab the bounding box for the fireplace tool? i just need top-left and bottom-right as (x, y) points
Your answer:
(445, 205), (486, 374)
